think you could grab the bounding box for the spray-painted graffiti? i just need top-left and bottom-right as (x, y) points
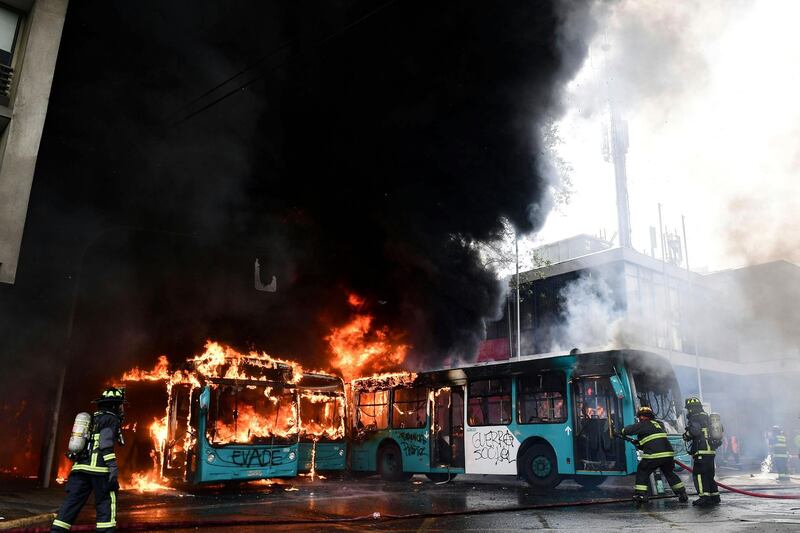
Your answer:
(398, 431), (428, 457)
(471, 429), (517, 465)
(230, 448), (288, 467)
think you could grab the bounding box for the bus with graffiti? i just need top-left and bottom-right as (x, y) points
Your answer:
(122, 343), (346, 486)
(348, 349), (689, 491)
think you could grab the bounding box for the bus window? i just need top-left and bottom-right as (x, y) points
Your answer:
(630, 370), (683, 433)
(207, 384), (298, 445)
(468, 378), (512, 426)
(517, 371), (566, 424)
(392, 387), (428, 429)
(356, 390), (389, 431)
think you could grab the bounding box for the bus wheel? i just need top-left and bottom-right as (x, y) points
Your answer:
(520, 444), (561, 493)
(425, 472), (458, 483)
(574, 475), (607, 489)
(377, 443), (412, 481)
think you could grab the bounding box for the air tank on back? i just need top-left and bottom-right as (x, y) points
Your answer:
(67, 412), (92, 458)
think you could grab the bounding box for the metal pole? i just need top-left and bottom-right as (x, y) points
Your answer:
(41, 366), (65, 487)
(516, 235), (521, 360)
(681, 215), (703, 402)
(657, 204), (671, 362)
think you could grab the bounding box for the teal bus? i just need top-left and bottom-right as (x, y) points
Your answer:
(349, 349), (689, 491)
(159, 366), (346, 484)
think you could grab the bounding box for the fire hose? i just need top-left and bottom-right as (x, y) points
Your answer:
(673, 459), (800, 500)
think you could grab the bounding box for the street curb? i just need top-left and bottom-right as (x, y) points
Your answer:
(0, 513), (55, 531)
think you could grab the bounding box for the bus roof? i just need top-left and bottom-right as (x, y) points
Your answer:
(413, 349), (674, 386)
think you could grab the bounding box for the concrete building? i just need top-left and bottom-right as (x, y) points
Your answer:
(0, 0), (67, 284)
(480, 238), (800, 459)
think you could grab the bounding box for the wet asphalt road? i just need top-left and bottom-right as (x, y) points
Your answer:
(107, 470), (800, 532)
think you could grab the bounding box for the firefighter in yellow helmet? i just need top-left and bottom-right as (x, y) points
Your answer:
(683, 397), (720, 507)
(620, 406), (688, 504)
(52, 387), (125, 532)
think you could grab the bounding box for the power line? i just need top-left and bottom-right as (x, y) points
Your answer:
(171, 0), (399, 127)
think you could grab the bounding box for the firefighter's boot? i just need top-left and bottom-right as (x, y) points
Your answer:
(693, 496), (713, 507)
(710, 494), (721, 505)
(633, 494), (647, 506)
(676, 489), (688, 503)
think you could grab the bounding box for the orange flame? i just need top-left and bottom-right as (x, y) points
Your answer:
(326, 294), (409, 382)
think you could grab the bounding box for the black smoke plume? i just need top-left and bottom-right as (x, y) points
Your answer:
(0, 0), (595, 475)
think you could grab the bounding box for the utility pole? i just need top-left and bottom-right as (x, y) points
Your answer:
(515, 235), (521, 360)
(657, 203), (672, 363)
(682, 215), (704, 402)
(606, 105), (632, 249)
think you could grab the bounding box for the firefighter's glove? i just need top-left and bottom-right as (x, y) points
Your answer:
(107, 464), (120, 492)
(682, 431), (691, 442)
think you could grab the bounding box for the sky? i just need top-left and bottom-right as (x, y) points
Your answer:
(533, 0), (800, 273)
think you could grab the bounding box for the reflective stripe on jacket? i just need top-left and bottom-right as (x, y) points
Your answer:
(686, 411), (715, 457)
(621, 419), (675, 459)
(72, 411), (120, 475)
(771, 435), (789, 458)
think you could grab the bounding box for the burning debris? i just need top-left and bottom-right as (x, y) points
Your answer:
(350, 372), (418, 393)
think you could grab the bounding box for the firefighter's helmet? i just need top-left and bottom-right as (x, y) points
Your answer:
(772, 425), (782, 433)
(684, 397), (702, 412)
(93, 387), (126, 405)
(636, 406), (655, 419)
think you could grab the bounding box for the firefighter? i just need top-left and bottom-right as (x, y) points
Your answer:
(770, 426), (789, 479)
(683, 397), (719, 507)
(794, 432), (800, 464)
(52, 387), (125, 532)
(620, 406), (688, 504)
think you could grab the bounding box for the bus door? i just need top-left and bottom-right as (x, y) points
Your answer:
(163, 384), (193, 478)
(571, 376), (627, 473)
(430, 386), (465, 468)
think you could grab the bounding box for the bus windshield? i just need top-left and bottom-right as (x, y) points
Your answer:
(630, 370), (683, 434)
(206, 383), (298, 445)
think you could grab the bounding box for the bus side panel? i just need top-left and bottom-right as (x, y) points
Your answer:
(298, 441), (347, 472)
(391, 428), (430, 472)
(464, 424), (520, 475)
(350, 433), (384, 471)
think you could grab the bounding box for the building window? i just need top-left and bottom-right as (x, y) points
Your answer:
(0, 4), (21, 103)
(468, 378), (512, 426)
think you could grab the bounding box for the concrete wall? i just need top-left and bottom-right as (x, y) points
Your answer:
(0, 0), (68, 284)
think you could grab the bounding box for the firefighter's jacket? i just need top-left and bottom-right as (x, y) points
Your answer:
(621, 419), (675, 460)
(684, 411), (715, 457)
(72, 410), (120, 475)
(770, 434), (789, 458)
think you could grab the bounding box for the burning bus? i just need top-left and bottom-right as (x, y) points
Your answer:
(120, 342), (346, 486)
